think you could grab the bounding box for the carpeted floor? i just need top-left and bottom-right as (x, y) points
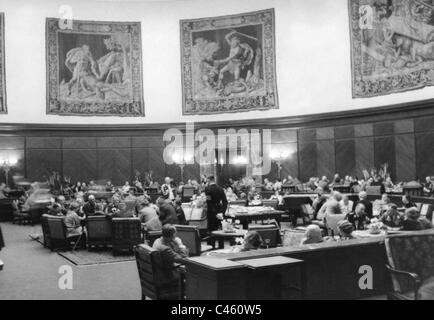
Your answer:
(0, 223), (141, 300)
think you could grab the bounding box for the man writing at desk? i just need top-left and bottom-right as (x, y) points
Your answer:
(205, 176), (228, 234)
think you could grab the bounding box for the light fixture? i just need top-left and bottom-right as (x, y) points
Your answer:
(270, 149), (291, 180)
(172, 152), (193, 182)
(1, 158), (18, 187)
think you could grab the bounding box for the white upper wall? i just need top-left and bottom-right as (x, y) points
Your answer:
(0, 0), (433, 125)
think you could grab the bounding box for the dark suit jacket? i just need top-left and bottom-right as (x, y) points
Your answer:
(159, 203), (179, 226)
(205, 183), (228, 231)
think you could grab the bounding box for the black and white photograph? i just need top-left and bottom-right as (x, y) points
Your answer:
(1, 0), (434, 306)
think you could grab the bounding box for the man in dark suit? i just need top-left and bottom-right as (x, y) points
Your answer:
(157, 197), (179, 226)
(355, 191), (373, 219)
(83, 195), (96, 216)
(152, 225), (188, 283)
(205, 176), (228, 232)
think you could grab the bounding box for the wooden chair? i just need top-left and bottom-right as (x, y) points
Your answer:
(188, 208), (208, 238)
(366, 186), (382, 195)
(248, 224), (282, 248)
(41, 214), (52, 248)
(112, 218), (141, 256)
(181, 186), (196, 203)
(46, 216), (83, 251)
(143, 229), (163, 247)
(403, 186), (423, 197)
(12, 200), (32, 225)
(385, 231), (434, 300)
(261, 199), (278, 210)
(175, 225), (212, 257)
(134, 244), (183, 300)
(87, 216), (113, 250)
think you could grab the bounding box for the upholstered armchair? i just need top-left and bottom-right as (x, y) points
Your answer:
(175, 225), (213, 257)
(86, 216), (113, 250)
(134, 244), (184, 300)
(385, 230), (434, 300)
(46, 216), (84, 251)
(111, 218), (141, 256)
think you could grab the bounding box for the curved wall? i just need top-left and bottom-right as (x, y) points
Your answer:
(0, 0), (433, 125)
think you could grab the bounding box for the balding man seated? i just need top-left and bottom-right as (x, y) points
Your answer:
(355, 191), (373, 219)
(83, 195), (96, 216)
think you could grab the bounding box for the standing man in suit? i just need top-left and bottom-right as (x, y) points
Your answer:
(205, 176), (228, 232)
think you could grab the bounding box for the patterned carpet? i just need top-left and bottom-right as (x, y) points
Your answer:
(57, 250), (135, 266)
(29, 230), (135, 266)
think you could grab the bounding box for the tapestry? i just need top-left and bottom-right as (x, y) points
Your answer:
(350, 0), (434, 98)
(0, 13), (6, 114)
(46, 18), (144, 116)
(180, 9), (278, 115)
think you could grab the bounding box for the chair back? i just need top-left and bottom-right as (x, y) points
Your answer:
(112, 218), (141, 253)
(87, 216), (113, 245)
(260, 191), (275, 199)
(282, 185), (296, 193)
(366, 186), (382, 195)
(333, 185), (351, 193)
(134, 244), (179, 300)
(229, 200), (247, 207)
(41, 214), (52, 247)
(46, 216), (67, 240)
(182, 187), (196, 202)
(261, 200), (278, 209)
(403, 187), (423, 197)
(175, 225), (201, 256)
(125, 200), (137, 215)
(188, 208), (208, 236)
(324, 213), (347, 236)
(385, 231), (434, 293)
(248, 224), (281, 248)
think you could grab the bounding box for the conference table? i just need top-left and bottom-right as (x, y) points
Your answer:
(226, 206), (285, 229)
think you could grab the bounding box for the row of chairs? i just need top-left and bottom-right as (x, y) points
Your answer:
(41, 215), (142, 255)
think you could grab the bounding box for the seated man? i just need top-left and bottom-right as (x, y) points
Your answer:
(355, 191), (373, 219)
(82, 195), (96, 216)
(346, 203), (369, 230)
(337, 220), (359, 240)
(423, 176), (433, 197)
(0, 183), (8, 199)
(157, 197), (179, 225)
(138, 198), (158, 224)
(380, 204), (404, 229)
(110, 202), (134, 218)
(301, 225), (324, 245)
(340, 194), (354, 215)
(64, 202), (86, 238)
(48, 203), (64, 216)
(402, 208), (433, 231)
(402, 194), (417, 209)
(152, 225), (189, 282)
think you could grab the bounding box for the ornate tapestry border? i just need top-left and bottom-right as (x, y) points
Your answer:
(349, 0), (434, 99)
(45, 18), (145, 117)
(180, 8), (279, 115)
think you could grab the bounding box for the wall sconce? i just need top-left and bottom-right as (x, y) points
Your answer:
(233, 155), (248, 165)
(172, 153), (193, 182)
(1, 158), (18, 187)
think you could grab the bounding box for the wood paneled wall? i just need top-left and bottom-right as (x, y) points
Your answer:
(1, 102), (434, 185)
